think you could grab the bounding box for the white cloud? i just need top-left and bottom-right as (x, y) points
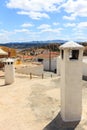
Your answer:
(17, 11), (50, 20)
(77, 22), (87, 29)
(62, 0), (87, 20)
(0, 29), (14, 43)
(72, 22), (87, 36)
(7, 0), (87, 20)
(21, 23), (34, 28)
(63, 13), (76, 20)
(37, 24), (62, 33)
(53, 22), (59, 26)
(64, 23), (76, 27)
(73, 34), (87, 41)
(6, 0), (64, 11)
(6, 0), (64, 19)
(0, 28), (38, 43)
(37, 24), (51, 30)
(0, 26), (63, 43)
(41, 28), (63, 33)
(0, 33), (9, 43)
(69, 22), (87, 41)
(14, 28), (29, 33)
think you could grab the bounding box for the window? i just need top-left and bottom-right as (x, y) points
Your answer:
(38, 58), (43, 62)
(69, 50), (79, 60)
(61, 50), (64, 59)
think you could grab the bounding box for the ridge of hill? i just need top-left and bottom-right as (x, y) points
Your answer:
(0, 40), (67, 49)
(0, 40), (86, 49)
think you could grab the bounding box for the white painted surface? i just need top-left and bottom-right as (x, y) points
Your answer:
(60, 41), (84, 122)
(57, 56), (87, 77)
(43, 57), (57, 72)
(82, 57), (87, 76)
(16, 65), (43, 75)
(4, 58), (15, 85)
(60, 41), (83, 49)
(57, 56), (61, 75)
(0, 48), (8, 55)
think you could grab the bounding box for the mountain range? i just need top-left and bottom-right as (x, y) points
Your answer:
(0, 40), (84, 49)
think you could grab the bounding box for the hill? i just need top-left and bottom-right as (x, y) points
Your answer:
(0, 40), (67, 49)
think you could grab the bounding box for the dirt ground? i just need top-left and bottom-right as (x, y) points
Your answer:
(0, 71), (87, 130)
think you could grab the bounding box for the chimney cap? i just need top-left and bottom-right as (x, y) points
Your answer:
(59, 41), (84, 50)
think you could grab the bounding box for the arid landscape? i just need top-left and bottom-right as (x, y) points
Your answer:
(0, 70), (87, 130)
(0, 0), (87, 129)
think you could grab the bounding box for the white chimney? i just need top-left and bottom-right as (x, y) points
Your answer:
(59, 41), (84, 122)
(4, 58), (15, 85)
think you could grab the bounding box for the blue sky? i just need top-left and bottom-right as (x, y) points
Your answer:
(0, 0), (87, 43)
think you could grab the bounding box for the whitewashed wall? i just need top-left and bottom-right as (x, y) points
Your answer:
(43, 57), (57, 72)
(57, 56), (87, 77)
(57, 56), (61, 75)
(16, 65), (43, 75)
(82, 57), (87, 76)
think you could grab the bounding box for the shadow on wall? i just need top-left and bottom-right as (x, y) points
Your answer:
(43, 112), (80, 130)
(82, 75), (87, 81)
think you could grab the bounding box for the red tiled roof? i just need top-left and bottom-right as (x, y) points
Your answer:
(36, 52), (60, 59)
(17, 51), (60, 60)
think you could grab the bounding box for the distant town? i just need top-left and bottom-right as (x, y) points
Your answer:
(0, 40), (87, 73)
